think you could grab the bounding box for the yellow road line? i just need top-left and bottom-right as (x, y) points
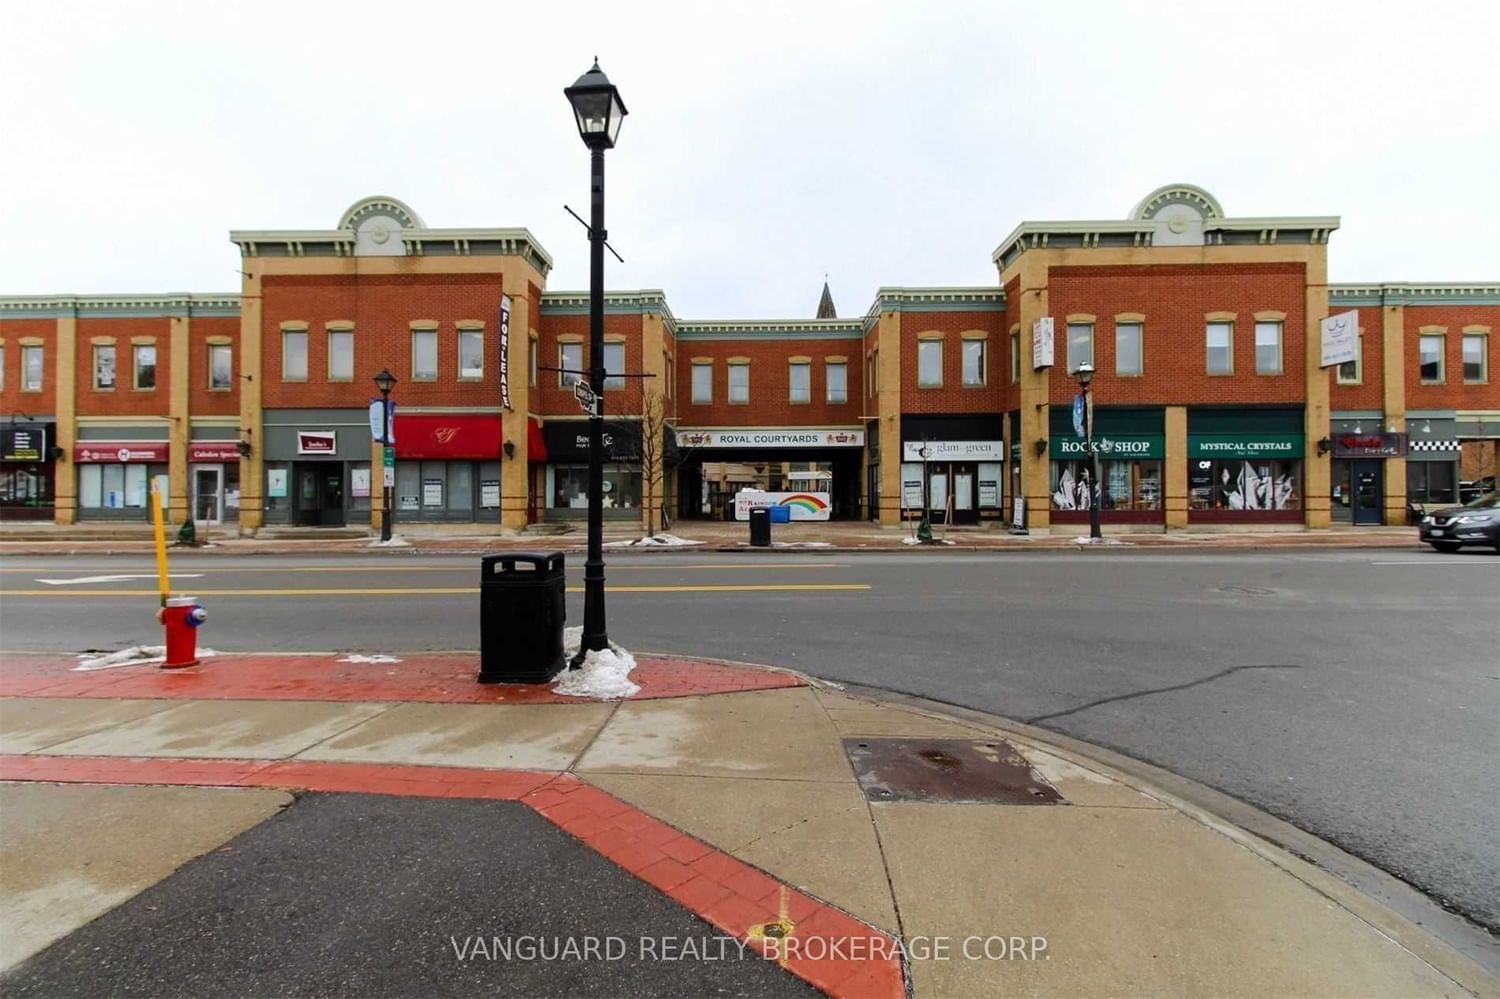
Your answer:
(0, 562), (847, 574)
(0, 583), (871, 598)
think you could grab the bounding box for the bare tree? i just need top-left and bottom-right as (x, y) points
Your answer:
(636, 390), (669, 537)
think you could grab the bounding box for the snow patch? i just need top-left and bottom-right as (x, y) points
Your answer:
(1073, 535), (1128, 545)
(368, 536), (412, 548)
(603, 533), (704, 548)
(771, 541), (834, 549)
(554, 626), (640, 700)
(74, 646), (221, 671)
(337, 654), (403, 664)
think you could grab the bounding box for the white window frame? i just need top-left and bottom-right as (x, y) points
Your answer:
(328, 331), (354, 381)
(209, 343), (233, 390)
(826, 361), (848, 403)
(961, 339), (986, 387)
(1115, 323), (1143, 376)
(282, 330), (308, 381)
(1335, 332), (1362, 384)
(917, 340), (943, 388)
(411, 329), (438, 382)
(691, 361), (712, 403)
(603, 342), (625, 391)
(133, 344), (157, 390)
(457, 328), (484, 380)
(728, 362), (750, 404)
(789, 361), (811, 404)
(1206, 322), (1234, 375)
(1010, 331), (1021, 383)
(1254, 321), (1283, 375)
(559, 342), (583, 387)
(1462, 332), (1488, 384)
(1066, 323), (1094, 374)
(21, 345), (43, 392)
(1418, 334), (1445, 384)
(93, 344), (117, 390)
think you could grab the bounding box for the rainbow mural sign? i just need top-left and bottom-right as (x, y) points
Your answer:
(733, 490), (832, 522)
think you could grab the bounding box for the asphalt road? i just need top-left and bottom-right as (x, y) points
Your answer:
(1, 547), (1496, 938)
(1, 793), (817, 998)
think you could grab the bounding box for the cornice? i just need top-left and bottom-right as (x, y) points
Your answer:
(540, 290), (675, 325)
(1329, 283), (1500, 306)
(675, 317), (863, 342)
(992, 216), (1340, 268)
(0, 293), (241, 319)
(228, 226), (553, 276)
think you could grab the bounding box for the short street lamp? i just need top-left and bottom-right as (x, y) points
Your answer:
(564, 60), (628, 666)
(1075, 361), (1102, 540)
(373, 367), (397, 543)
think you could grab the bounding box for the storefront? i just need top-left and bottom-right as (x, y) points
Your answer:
(73, 441), (169, 521)
(1048, 406), (1165, 526)
(392, 413), (504, 523)
(1, 423), (57, 521)
(1187, 407), (1304, 524)
(261, 410), (371, 527)
(1406, 415), (1463, 512)
(675, 426), (864, 520)
(544, 418), (645, 521)
(188, 441), (242, 525)
(1328, 418), (1405, 525)
(899, 416), (1002, 525)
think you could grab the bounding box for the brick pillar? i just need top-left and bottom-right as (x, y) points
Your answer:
(1165, 405), (1188, 529)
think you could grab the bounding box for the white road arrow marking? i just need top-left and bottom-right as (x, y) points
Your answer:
(35, 574), (205, 586)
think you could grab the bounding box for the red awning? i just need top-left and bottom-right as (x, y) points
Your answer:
(527, 417), (547, 464)
(394, 414), (503, 460)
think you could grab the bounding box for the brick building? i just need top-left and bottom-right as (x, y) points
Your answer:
(3, 187), (1496, 532)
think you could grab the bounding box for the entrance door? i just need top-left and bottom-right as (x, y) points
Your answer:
(1353, 460), (1383, 525)
(192, 465), (222, 524)
(928, 468), (949, 524)
(953, 466), (977, 524)
(321, 467), (346, 527)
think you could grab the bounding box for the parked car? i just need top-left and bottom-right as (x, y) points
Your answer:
(1419, 492), (1500, 552)
(1458, 476), (1496, 504)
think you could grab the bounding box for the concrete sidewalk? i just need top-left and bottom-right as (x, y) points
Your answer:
(1, 650), (1492, 998)
(0, 518), (1426, 556)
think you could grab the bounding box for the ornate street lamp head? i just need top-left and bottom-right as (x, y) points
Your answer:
(1075, 361), (1095, 386)
(565, 59), (628, 149)
(373, 368), (397, 394)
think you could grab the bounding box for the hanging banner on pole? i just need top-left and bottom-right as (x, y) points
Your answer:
(499, 294), (513, 411)
(1072, 393), (1086, 438)
(368, 399), (396, 443)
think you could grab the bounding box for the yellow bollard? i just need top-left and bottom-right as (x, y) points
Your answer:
(151, 485), (170, 608)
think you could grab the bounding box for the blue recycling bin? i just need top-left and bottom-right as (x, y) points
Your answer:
(767, 506), (792, 524)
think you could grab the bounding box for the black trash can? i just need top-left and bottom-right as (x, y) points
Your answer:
(748, 507), (771, 547)
(479, 551), (566, 684)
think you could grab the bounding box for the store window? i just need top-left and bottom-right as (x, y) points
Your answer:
(1462, 333), (1488, 383)
(1188, 460), (1301, 510)
(1206, 322), (1233, 374)
(552, 464), (642, 510)
(93, 345), (117, 390)
(560, 343), (583, 387)
(826, 361), (848, 403)
(133, 345), (157, 389)
(0, 463), (54, 513)
(728, 362), (749, 404)
(692, 361), (712, 403)
(603, 343), (625, 391)
(789, 361), (811, 403)
(458, 328), (484, 379)
(917, 340), (942, 387)
(78, 463), (162, 509)
(1066, 323), (1093, 373)
(1336, 332), (1361, 384)
(962, 339), (985, 387)
(328, 331), (354, 381)
(1419, 334), (1444, 383)
(283, 331), (308, 381)
(1051, 460), (1162, 512)
(412, 329), (438, 381)
(1116, 323), (1142, 376)
(1407, 462), (1457, 504)
(1255, 322), (1283, 375)
(22, 345), (43, 391)
(209, 344), (233, 389)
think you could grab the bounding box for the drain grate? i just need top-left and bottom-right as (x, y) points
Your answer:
(843, 737), (1064, 805)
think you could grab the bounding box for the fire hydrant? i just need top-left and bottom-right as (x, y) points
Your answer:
(158, 595), (207, 669)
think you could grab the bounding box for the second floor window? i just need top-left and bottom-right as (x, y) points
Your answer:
(22, 345), (43, 391)
(94, 345), (117, 389)
(283, 331), (308, 380)
(328, 331), (354, 381)
(917, 340), (942, 387)
(1010, 331), (1021, 382)
(1066, 323), (1093, 373)
(789, 361), (811, 403)
(133, 345), (157, 389)
(692, 361), (712, 403)
(1255, 321), (1283, 375)
(1116, 323), (1143, 376)
(1206, 322), (1233, 375)
(603, 343), (625, 391)
(962, 340), (985, 386)
(1336, 333), (1361, 384)
(1419, 335), (1444, 383)
(826, 361), (847, 403)
(412, 330), (438, 381)
(728, 362), (749, 404)
(560, 343), (582, 387)
(209, 344), (233, 389)
(458, 329), (484, 379)
(1462, 333), (1487, 383)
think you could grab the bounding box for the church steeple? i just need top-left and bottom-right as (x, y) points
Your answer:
(815, 279), (837, 319)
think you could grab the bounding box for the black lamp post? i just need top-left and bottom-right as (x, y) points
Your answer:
(564, 60), (628, 666)
(1076, 361), (1102, 540)
(373, 367), (397, 542)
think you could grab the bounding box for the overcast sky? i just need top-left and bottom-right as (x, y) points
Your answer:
(2, 1), (1497, 319)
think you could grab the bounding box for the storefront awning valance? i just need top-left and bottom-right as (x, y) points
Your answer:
(527, 417), (548, 464)
(395, 414), (503, 460)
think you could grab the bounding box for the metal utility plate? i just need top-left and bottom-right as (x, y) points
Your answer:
(843, 737), (1064, 805)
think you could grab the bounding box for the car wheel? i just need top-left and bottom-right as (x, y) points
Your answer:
(1430, 541), (1461, 553)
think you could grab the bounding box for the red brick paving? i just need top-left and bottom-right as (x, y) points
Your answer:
(0, 754), (904, 999)
(0, 651), (802, 704)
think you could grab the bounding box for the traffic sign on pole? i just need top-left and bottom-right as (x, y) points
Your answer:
(574, 380), (599, 416)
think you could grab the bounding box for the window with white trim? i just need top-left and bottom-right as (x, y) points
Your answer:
(328, 331), (354, 381)
(93, 345), (116, 389)
(1462, 333), (1488, 383)
(1254, 321), (1283, 375)
(691, 361), (712, 403)
(826, 361), (847, 403)
(789, 361), (811, 403)
(1115, 323), (1143, 376)
(458, 329), (484, 379)
(282, 331), (308, 381)
(1206, 322), (1233, 374)
(603, 343), (625, 391)
(917, 341), (942, 387)
(209, 344), (233, 389)
(962, 339), (985, 387)
(133, 344), (157, 389)
(1066, 323), (1093, 373)
(728, 362), (749, 404)
(1418, 335), (1444, 383)
(560, 343), (582, 387)
(411, 330), (438, 381)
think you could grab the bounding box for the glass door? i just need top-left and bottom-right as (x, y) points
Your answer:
(1353, 460), (1382, 525)
(928, 467), (949, 524)
(192, 465), (223, 524)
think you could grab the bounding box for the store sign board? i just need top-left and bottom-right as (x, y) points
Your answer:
(267, 469), (289, 497)
(901, 440), (1004, 462)
(499, 294), (512, 411)
(1032, 318), (1055, 370)
(74, 442), (168, 463)
(1050, 435), (1164, 459)
(296, 431), (337, 455)
(1, 426), (47, 462)
(1333, 433), (1407, 458)
(1189, 433), (1305, 459)
(1320, 311), (1359, 368)
(732, 490), (832, 521)
(675, 428), (865, 449)
(188, 442), (241, 462)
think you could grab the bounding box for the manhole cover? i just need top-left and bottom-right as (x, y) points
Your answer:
(843, 738), (1065, 805)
